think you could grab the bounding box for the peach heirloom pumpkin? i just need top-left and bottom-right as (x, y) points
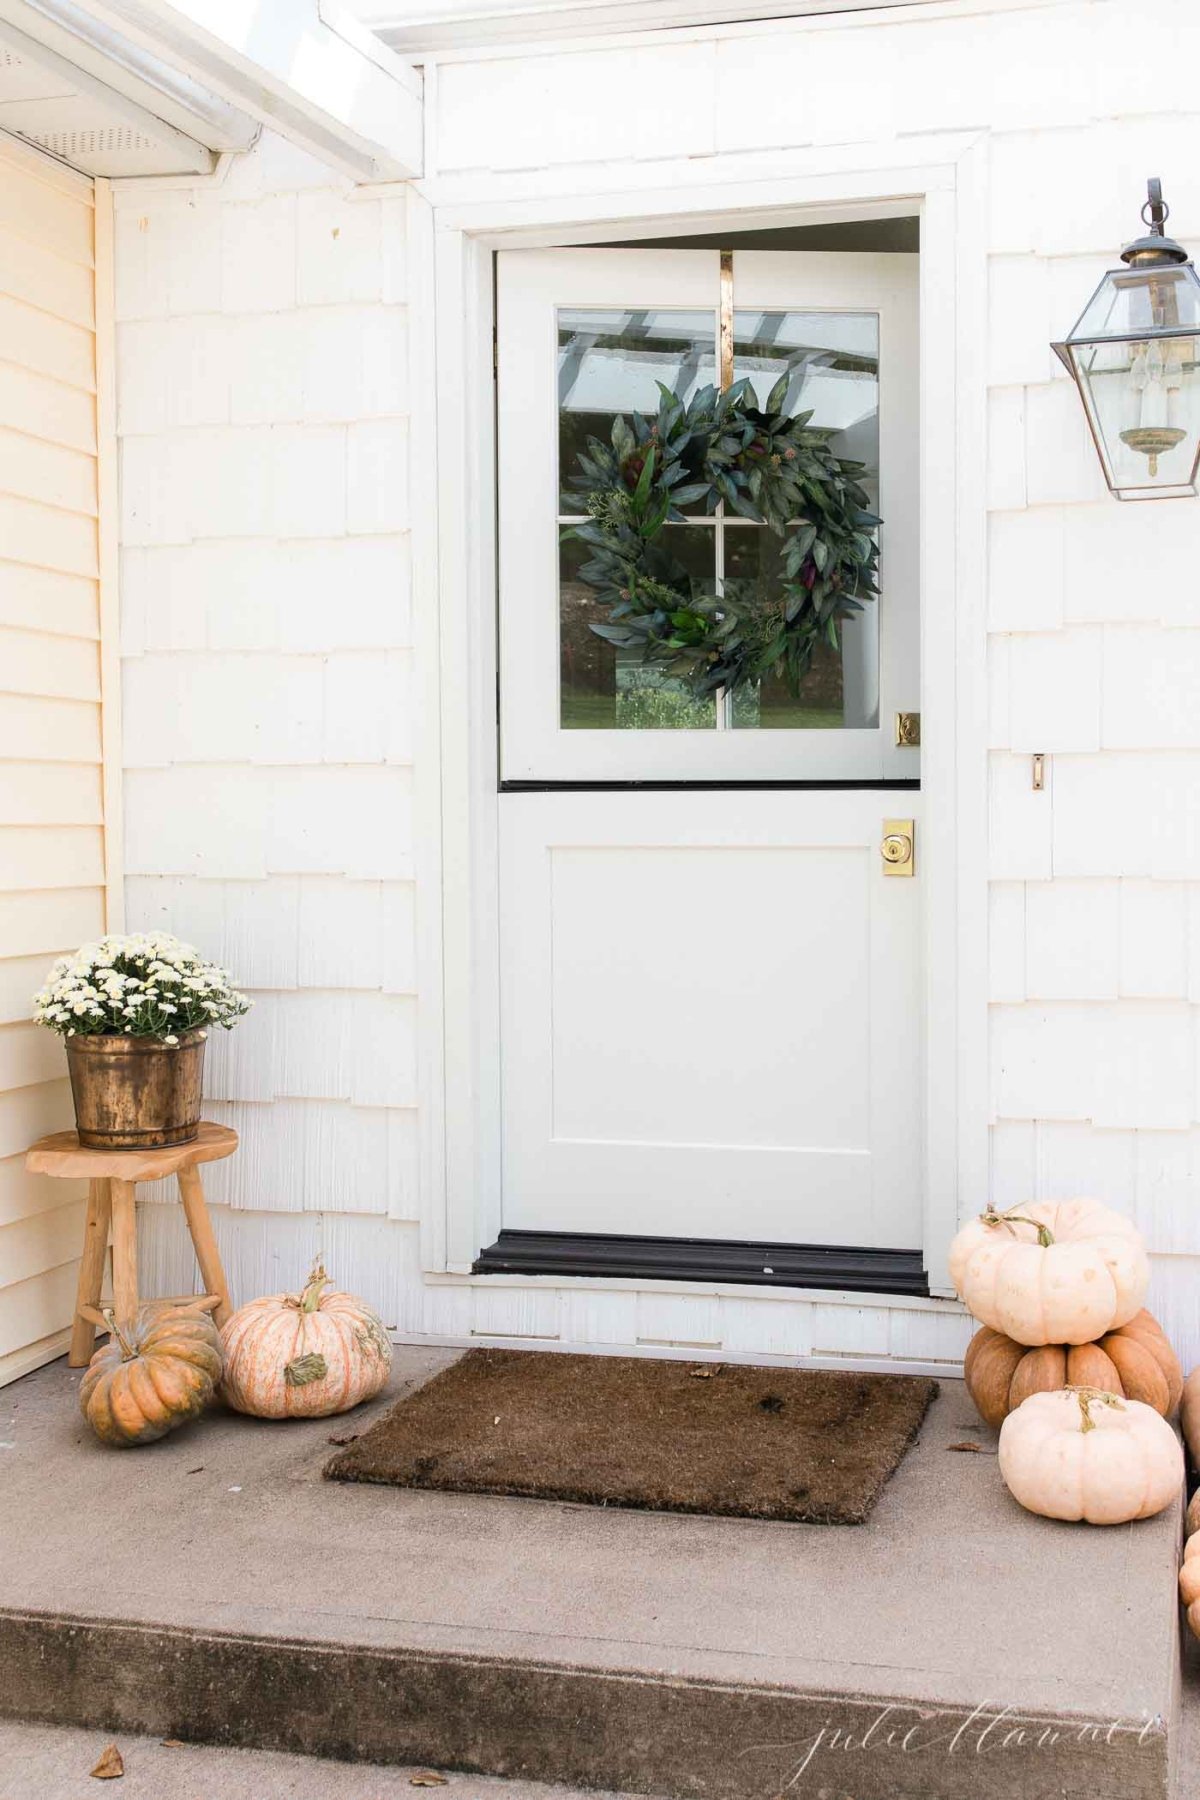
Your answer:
(949, 1199), (1149, 1346)
(220, 1259), (392, 1419)
(998, 1387), (1183, 1525)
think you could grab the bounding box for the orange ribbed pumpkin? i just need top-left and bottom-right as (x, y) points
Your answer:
(1180, 1529), (1200, 1640)
(219, 1259), (392, 1419)
(80, 1305), (223, 1447)
(964, 1309), (1182, 1429)
(1182, 1364), (1200, 1470)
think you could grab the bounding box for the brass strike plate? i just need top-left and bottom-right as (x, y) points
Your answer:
(895, 711), (921, 748)
(881, 819), (915, 877)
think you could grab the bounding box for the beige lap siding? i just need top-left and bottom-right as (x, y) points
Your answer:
(0, 136), (120, 1386)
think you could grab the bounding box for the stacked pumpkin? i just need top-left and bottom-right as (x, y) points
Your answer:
(950, 1200), (1184, 1525)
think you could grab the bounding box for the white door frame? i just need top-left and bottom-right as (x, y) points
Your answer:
(408, 134), (990, 1300)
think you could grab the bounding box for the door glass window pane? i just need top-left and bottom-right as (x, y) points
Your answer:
(559, 308), (718, 730)
(560, 526), (716, 730)
(555, 304), (881, 735)
(558, 308), (717, 512)
(730, 310), (880, 731)
(724, 526), (849, 729)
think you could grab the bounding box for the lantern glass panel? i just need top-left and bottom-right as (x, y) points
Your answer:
(1065, 264), (1200, 498)
(1073, 262), (1200, 338)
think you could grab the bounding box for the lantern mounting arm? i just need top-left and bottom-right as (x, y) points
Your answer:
(1121, 177), (1190, 268)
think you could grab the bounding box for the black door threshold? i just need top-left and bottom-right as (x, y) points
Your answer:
(472, 1230), (929, 1297)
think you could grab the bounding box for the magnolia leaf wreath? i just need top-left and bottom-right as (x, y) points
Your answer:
(563, 373), (881, 700)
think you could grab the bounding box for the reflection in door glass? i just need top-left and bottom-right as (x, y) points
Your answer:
(724, 526), (847, 729)
(558, 308), (717, 512)
(731, 310), (880, 730)
(558, 308), (718, 729)
(560, 526), (716, 730)
(556, 304), (881, 733)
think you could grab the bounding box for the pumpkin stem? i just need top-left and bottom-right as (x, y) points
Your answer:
(981, 1206), (1054, 1248)
(299, 1256), (332, 1314)
(1067, 1384), (1125, 1433)
(101, 1306), (137, 1361)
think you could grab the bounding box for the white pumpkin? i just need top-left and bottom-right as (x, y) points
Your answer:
(948, 1199), (1149, 1346)
(1180, 1530), (1200, 1639)
(220, 1259), (392, 1419)
(998, 1387), (1182, 1525)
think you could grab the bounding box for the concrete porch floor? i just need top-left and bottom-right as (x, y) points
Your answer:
(0, 1719), (668, 1800)
(0, 1348), (1185, 1800)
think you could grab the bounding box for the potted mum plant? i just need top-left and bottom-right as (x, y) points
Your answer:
(32, 933), (250, 1149)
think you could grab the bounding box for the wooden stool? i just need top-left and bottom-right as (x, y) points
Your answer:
(25, 1121), (237, 1366)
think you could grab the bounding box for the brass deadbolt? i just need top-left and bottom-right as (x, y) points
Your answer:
(881, 820), (915, 876)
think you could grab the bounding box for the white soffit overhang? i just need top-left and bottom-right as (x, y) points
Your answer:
(0, 6), (234, 172)
(357, 0), (936, 53)
(0, 0), (422, 179)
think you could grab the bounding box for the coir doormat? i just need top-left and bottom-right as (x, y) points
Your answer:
(324, 1348), (937, 1525)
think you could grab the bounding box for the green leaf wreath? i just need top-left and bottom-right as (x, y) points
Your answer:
(562, 373), (881, 700)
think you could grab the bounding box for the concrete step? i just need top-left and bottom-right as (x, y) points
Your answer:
(0, 1351), (1183, 1800)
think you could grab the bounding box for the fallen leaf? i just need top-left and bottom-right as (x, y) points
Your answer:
(327, 1432), (358, 1447)
(160, 1740), (185, 1749)
(186, 1466), (204, 1475)
(409, 1773), (448, 1787)
(90, 1743), (124, 1780)
(946, 1441), (985, 1453)
(688, 1365), (721, 1379)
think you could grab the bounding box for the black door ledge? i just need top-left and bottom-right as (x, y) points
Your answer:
(472, 1229), (929, 1298)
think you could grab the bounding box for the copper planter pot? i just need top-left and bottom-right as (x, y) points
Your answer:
(66, 1031), (206, 1150)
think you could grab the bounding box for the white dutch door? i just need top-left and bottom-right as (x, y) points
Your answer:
(496, 247), (921, 1256)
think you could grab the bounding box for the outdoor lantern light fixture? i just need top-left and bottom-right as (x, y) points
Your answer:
(1053, 178), (1200, 499)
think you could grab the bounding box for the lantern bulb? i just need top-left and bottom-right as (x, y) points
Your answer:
(1120, 339), (1187, 474)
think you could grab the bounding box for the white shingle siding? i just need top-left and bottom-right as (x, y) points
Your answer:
(118, 0), (1200, 1370)
(121, 536), (412, 655)
(124, 767), (414, 881)
(116, 154), (423, 1340)
(975, 6), (1200, 1380)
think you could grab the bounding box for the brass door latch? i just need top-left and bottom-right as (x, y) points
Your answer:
(881, 819), (915, 876)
